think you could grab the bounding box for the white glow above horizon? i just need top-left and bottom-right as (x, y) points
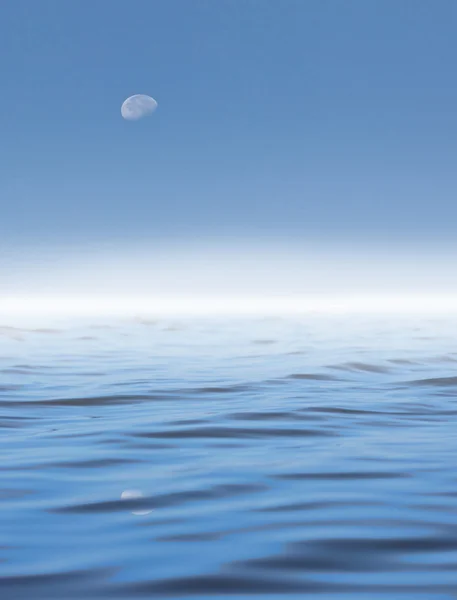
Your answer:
(2, 242), (457, 321)
(1, 293), (457, 317)
(3, 241), (457, 299)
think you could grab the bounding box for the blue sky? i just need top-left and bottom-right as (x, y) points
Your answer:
(1, 0), (457, 253)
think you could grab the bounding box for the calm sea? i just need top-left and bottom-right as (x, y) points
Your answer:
(2, 315), (457, 599)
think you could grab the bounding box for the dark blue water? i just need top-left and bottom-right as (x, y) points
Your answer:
(2, 315), (457, 599)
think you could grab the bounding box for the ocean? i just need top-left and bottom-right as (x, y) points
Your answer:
(2, 314), (457, 599)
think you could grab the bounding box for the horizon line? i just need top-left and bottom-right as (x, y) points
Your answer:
(1, 293), (457, 317)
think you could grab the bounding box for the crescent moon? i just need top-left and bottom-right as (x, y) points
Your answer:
(121, 95), (158, 121)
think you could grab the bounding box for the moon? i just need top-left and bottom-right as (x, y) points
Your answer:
(121, 95), (158, 121)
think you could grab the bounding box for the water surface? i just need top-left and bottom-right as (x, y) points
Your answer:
(2, 315), (457, 599)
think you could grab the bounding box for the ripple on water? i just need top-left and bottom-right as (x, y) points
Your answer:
(3, 317), (457, 598)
